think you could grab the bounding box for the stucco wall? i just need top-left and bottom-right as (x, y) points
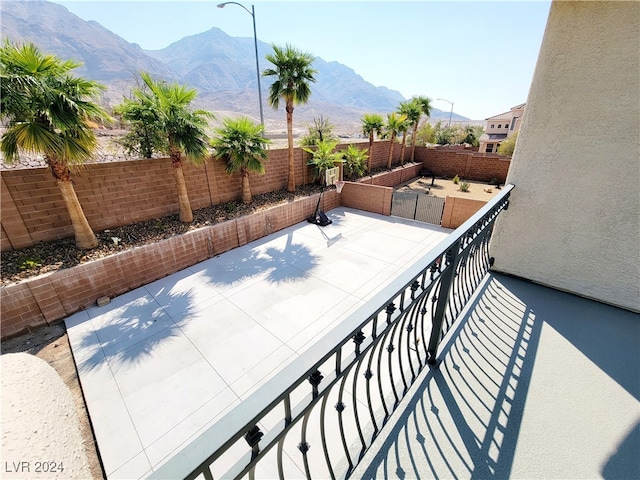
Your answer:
(490, 1), (640, 312)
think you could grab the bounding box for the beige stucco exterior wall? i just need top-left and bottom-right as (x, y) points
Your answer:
(490, 1), (640, 312)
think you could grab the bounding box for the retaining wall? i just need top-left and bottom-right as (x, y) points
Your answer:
(1, 191), (339, 339)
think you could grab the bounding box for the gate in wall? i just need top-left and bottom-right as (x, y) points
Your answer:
(391, 191), (446, 225)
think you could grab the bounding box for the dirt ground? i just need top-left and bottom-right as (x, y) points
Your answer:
(1, 324), (105, 479)
(397, 177), (502, 202)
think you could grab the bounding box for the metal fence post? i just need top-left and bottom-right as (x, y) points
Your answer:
(427, 241), (460, 366)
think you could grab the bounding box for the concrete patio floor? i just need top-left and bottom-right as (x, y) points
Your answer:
(65, 207), (453, 479)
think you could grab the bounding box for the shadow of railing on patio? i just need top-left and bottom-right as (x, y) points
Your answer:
(354, 274), (542, 479)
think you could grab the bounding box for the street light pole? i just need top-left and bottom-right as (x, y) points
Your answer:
(217, 2), (264, 126)
(437, 98), (454, 127)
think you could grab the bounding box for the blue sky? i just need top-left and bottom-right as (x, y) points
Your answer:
(56, 1), (551, 119)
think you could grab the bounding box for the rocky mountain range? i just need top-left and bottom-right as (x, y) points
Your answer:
(1, 0), (468, 134)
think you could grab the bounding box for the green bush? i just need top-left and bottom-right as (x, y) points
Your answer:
(342, 145), (368, 179)
(459, 181), (470, 192)
(452, 174), (460, 184)
(19, 258), (41, 271)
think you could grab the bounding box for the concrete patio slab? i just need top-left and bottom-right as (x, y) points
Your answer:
(65, 207), (452, 478)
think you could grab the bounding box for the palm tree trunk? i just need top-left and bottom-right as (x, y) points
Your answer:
(57, 180), (99, 249)
(410, 120), (419, 161)
(387, 135), (395, 170)
(368, 134), (374, 173)
(46, 156), (98, 249)
(286, 100), (296, 193)
(171, 153), (193, 223)
(241, 169), (252, 204)
(400, 134), (407, 166)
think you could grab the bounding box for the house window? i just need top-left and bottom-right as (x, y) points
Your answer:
(497, 124), (502, 128)
(486, 143), (494, 153)
(510, 117), (517, 130)
(490, 124), (495, 129)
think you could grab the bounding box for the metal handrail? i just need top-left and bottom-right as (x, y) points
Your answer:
(150, 184), (514, 480)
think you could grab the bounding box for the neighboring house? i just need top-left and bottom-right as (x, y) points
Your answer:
(478, 102), (525, 153)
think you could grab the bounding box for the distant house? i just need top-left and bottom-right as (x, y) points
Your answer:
(478, 103), (525, 153)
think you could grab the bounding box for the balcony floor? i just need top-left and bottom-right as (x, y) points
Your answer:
(64, 207), (453, 479)
(352, 272), (640, 479)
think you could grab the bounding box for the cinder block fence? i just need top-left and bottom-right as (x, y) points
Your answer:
(1, 145), (510, 339)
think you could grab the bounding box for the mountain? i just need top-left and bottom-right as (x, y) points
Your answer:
(0, 0), (175, 105)
(0, 0), (468, 132)
(146, 28), (405, 113)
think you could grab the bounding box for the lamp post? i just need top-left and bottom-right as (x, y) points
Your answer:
(217, 2), (264, 126)
(437, 98), (454, 127)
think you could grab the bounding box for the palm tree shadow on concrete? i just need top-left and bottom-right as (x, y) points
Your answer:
(76, 289), (197, 372)
(198, 231), (320, 287)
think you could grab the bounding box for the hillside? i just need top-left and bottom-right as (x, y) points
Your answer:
(0, 0), (468, 133)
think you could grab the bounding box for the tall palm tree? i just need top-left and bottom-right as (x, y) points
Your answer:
(263, 44), (317, 192)
(384, 113), (407, 170)
(117, 72), (213, 222)
(395, 105), (413, 165)
(211, 117), (270, 204)
(0, 41), (110, 249)
(410, 96), (433, 161)
(399, 100), (422, 164)
(361, 113), (385, 173)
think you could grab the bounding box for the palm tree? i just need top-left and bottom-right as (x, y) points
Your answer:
(410, 96), (433, 161)
(211, 117), (270, 204)
(361, 113), (385, 173)
(0, 41), (110, 249)
(263, 44), (317, 192)
(117, 72), (213, 223)
(384, 113), (408, 170)
(395, 105), (414, 165)
(399, 100), (422, 164)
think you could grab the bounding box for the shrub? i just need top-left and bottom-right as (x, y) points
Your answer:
(459, 181), (470, 192)
(19, 258), (41, 271)
(453, 174), (460, 184)
(342, 145), (368, 179)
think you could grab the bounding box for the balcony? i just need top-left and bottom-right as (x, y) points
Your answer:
(136, 185), (637, 479)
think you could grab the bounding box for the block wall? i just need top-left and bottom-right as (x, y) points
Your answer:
(0, 148), (318, 251)
(341, 182), (393, 216)
(414, 147), (511, 183)
(441, 196), (487, 229)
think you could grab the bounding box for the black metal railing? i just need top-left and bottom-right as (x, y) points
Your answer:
(150, 184), (514, 480)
